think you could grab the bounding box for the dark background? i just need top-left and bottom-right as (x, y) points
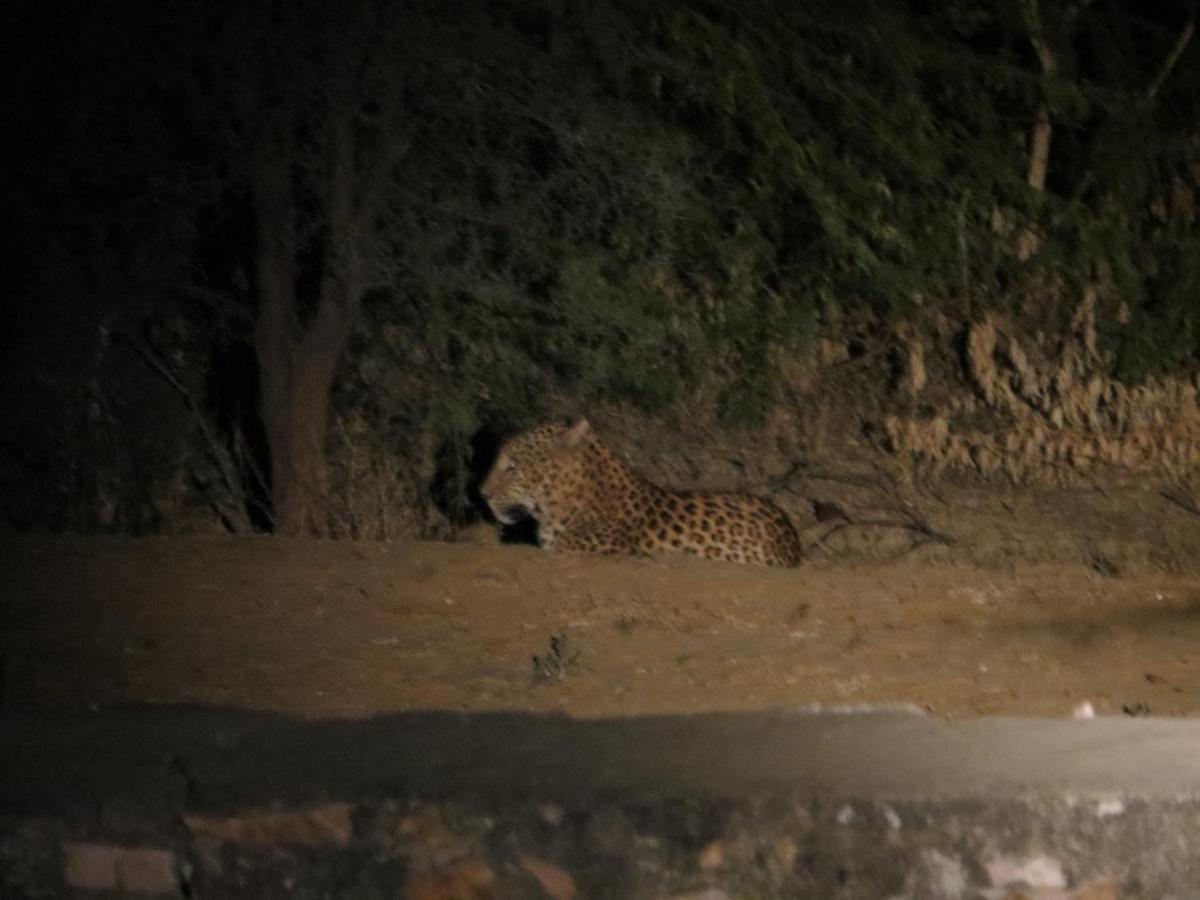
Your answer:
(4, 0), (1198, 537)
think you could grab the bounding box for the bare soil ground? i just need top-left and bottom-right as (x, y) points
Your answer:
(5, 479), (1200, 719)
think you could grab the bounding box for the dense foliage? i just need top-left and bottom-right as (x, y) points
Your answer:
(4, 0), (1199, 532)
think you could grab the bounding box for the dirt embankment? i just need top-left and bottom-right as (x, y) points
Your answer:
(4, 512), (1199, 719)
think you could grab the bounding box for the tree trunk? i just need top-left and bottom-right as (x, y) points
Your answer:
(261, 353), (338, 536)
(254, 269), (355, 536)
(1019, 0), (1057, 261)
(1017, 105), (1052, 260)
(1026, 107), (1052, 194)
(252, 133), (358, 536)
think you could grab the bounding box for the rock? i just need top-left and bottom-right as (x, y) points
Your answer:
(538, 803), (564, 827)
(696, 837), (753, 871)
(882, 805), (903, 831)
(985, 854), (1067, 890)
(769, 835), (797, 877)
(697, 840), (724, 870)
(1071, 880), (1119, 900)
(907, 848), (969, 899)
(518, 854), (577, 899)
(979, 880), (1119, 900)
(395, 806), (473, 869)
(403, 857), (494, 900)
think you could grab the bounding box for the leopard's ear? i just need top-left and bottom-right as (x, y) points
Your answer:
(564, 418), (591, 447)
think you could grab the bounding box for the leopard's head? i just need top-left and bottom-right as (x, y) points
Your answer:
(480, 419), (593, 525)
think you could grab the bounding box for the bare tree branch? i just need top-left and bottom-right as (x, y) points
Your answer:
(768, 461), (957, 552)
(1146, 15), (1195, 102)
(1021, 0), (1055, 197)
(178, 284), (252, 323)
(1065, 0), (1096, 24)
(120, 335), (254, 532)
(814, 515), (956, 550)
(1023, 0), (1056, 75)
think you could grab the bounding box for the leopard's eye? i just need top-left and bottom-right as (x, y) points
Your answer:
(503, 458), (516, 472)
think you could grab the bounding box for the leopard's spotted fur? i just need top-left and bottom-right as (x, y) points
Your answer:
(480, 420), (802, 567)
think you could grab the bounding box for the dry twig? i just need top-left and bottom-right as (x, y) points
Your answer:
(121, 335), (257, 531)
(1161, 483), (1200, 518)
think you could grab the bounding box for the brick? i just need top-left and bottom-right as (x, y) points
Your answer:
(63, 842), (120, 891)
(63, 842), (177, 894)
(116, 847), (177, 893)
(183, 802), (353, 848)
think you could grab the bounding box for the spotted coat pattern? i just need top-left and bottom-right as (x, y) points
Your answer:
(480, 420), (802, 567)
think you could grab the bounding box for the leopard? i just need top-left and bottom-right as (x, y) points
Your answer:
(480, 419), (802, 567)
